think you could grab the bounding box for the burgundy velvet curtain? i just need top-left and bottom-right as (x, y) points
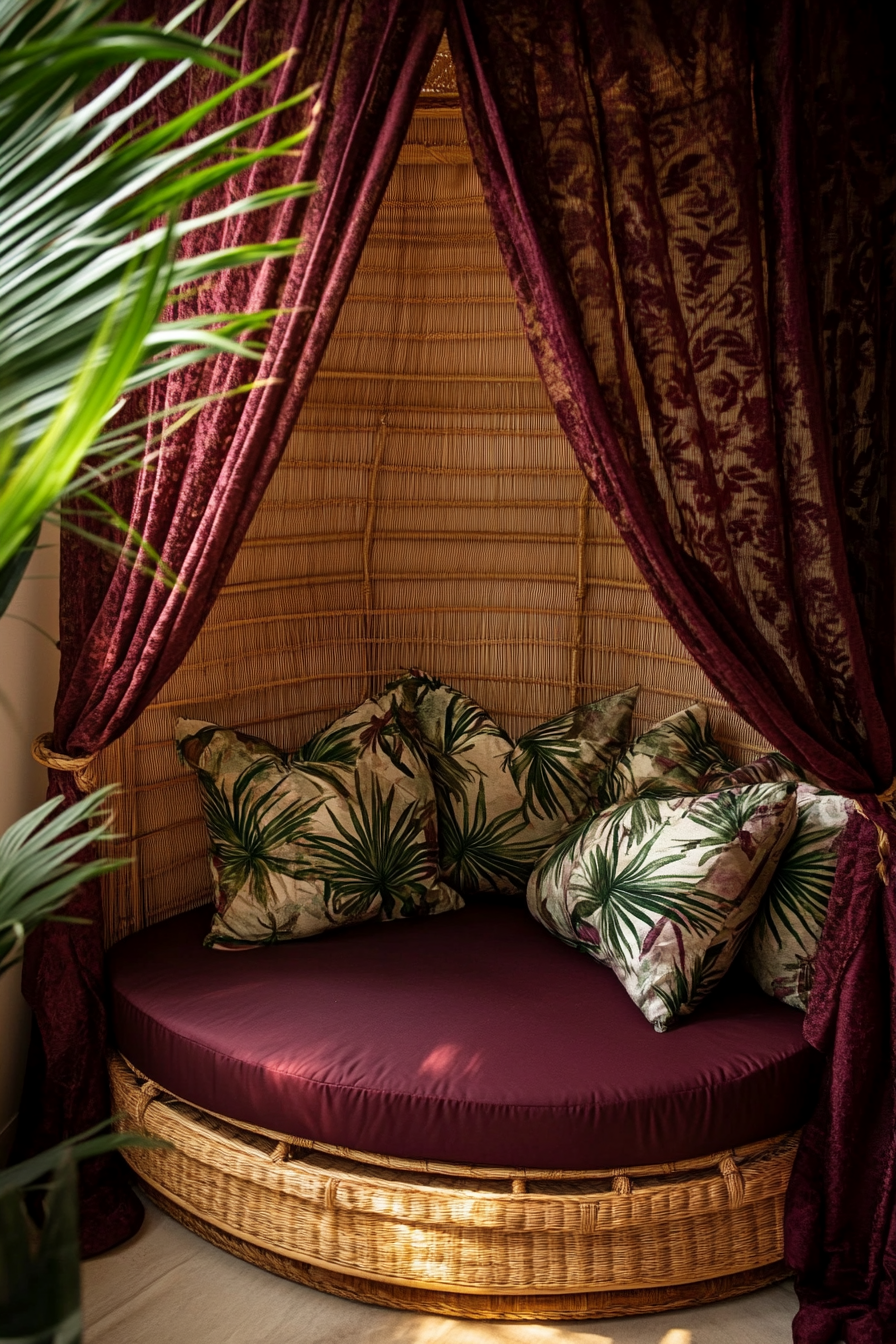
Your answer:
(18, 0), (446, 1254)
(448, 1), (896, 1339)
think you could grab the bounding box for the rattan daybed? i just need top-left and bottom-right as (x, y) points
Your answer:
(98, 44), (817, 1321)
(108, 903), (815, 1319)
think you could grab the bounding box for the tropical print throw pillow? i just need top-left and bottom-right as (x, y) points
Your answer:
(176, 695), (463, 948)
(700, 750), (823, 791)
(528, 782), (798, 1031)
(593, 703), (735, 810)
(740, 784), (853, 1010)
(382, 672), (639, 896)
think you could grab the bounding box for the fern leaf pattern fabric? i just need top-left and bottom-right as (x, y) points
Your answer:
(384, 673), (638, 895)
(594, 704), (735, 809)
(528, 782), (798, 1031)
(177, 696), (463, 947)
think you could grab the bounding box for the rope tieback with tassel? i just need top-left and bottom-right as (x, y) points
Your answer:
(31, 732), (98, 794)
(853, 776), (896, 885)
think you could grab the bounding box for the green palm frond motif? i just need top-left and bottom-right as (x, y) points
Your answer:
(310, 776), (435, 922)
(762, 807), (839, 948)
(198, 760), (325, 906)
(599, 790), (679, 846)
(651, 941), (728, 1026)
(209, 906), (297, 947)
(358, 698), (428, 779)
(440, 780), (540, 893)
(682, 785), (794, 864)
(509, 719), (592, 822)
(539, 807), (598, 883)
(568, 827), (720, 965)
(286, 722), (359, 796)
(649, 707), (731, 776)
(291, 722), (359, 768)
(590, 758), (628, 811)
(421, 691), (505, 802)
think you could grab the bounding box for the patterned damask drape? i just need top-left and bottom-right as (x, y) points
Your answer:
(448, 1), (896, 1338)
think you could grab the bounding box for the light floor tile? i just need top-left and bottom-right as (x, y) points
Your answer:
(81, 1197), (799, 1344)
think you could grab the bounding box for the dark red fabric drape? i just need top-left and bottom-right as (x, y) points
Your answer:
(18, 0), (446, 1255)
(449, 1), (896, 1338)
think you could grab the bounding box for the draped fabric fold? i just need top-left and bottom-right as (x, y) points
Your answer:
(17, 0), (446, 1255)
(448, 1), (896, 1337)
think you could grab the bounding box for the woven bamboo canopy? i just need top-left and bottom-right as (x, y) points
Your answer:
(98, 38), (767, 947)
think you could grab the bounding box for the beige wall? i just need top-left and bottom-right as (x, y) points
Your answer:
(0, 526), (60, 1160)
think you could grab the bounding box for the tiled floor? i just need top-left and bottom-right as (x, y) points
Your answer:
(82, 1196), (799, 1344)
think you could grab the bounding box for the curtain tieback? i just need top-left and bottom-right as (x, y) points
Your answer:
(854, 791), (894, 884)
(31, 733), (98, 794)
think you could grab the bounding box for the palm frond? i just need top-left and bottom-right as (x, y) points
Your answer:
(0, 785), (126, 969)
(568, 827), (720, 965)
(438, 780), (541, 893)
(762, 807), (840, 947)
(509, 723), (589, 822)
(198, 761), (324, 905)
(651, 940), (728, 1026)
(0, 0), (317, 605)
(310, 776), (435, 922)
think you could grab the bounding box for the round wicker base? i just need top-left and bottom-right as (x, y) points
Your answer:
(141, 1183), (789, 1320)
(110, 1051), (797, 1319)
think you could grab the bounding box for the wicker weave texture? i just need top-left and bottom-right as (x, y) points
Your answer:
(142, 1185), (789, 1321)
(111, 1053), (795, 1301)
(97, 76), (769, 945)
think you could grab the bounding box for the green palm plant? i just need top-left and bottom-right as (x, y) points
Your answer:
(0, 0), (318, 1022)
(0, 788), (166, 1337)
(568, 826), (720, 965)
(311, 777), (435, 922)
(439, 779), (541, 893)
(197, 759), (325, 905)
(0, 0), (320, 1320)
(0, 0), (317, 605)
(0, 787), (124, 968)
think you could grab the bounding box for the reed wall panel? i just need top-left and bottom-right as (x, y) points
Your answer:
(99, 71), (768, 945)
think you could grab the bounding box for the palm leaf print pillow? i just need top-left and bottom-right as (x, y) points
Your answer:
(528, 782), (798, 1031)
(176, 696), (463, 949)
(700, 750), (823, 791)
(699, 756), (852, 1010)
(382, 672), (639, 896)
(593, 703), (735, 809)
(740, 784), (852, 1009)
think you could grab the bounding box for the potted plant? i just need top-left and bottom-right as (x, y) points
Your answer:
(0, 0), (314, 1334)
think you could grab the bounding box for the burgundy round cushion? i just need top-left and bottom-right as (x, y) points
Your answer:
(108, 902), (820, 1169)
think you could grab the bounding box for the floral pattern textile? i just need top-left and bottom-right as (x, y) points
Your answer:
(384, 672), (638, 895)
(595, 704), (734, 809)
(528, 782), (797, 1032)
(177, 697), (463, 947)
